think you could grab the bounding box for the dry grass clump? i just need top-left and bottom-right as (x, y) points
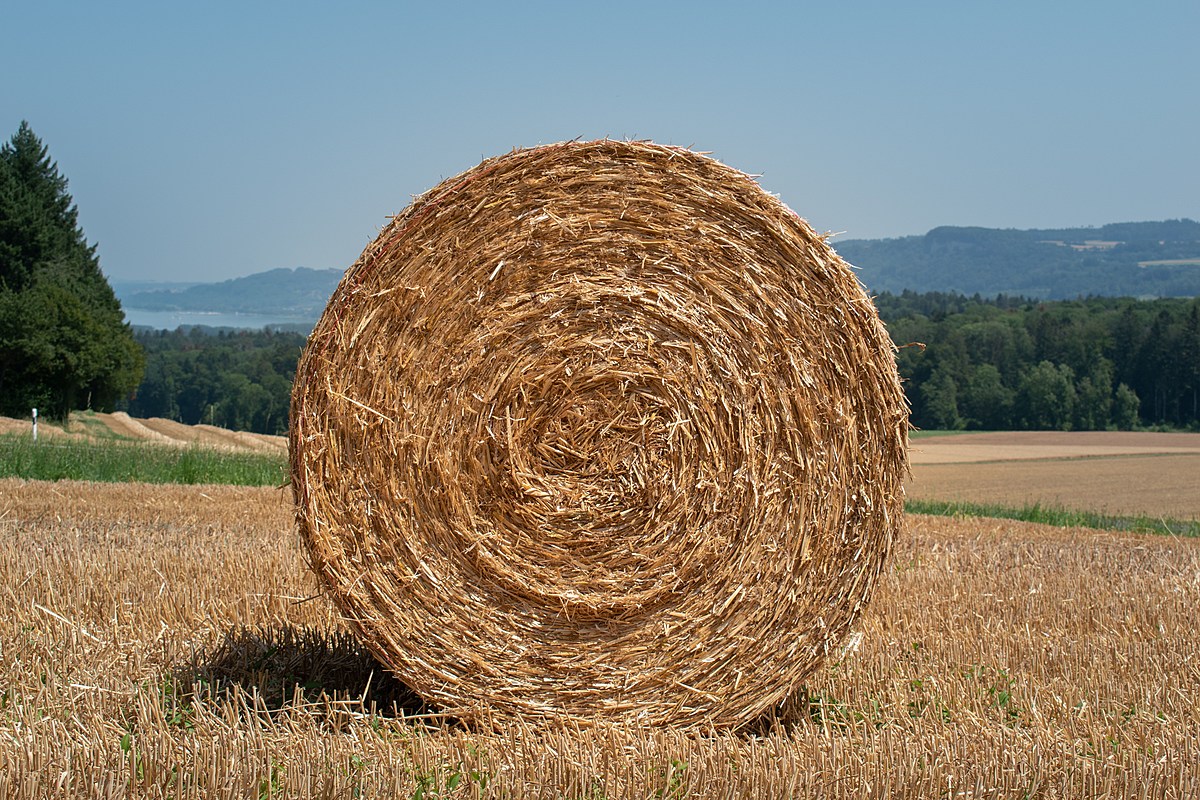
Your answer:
(289, 140), (909, 728)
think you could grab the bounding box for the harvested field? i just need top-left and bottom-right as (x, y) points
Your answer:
(2, 478), (1197, 797)
(94, 411), (176, 444)
(909, 431), (1200, 520)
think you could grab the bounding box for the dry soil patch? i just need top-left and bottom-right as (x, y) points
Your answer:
(910, 430), (1200, 465)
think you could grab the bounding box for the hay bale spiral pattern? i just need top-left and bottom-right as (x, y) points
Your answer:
(290, 140), (908, 729)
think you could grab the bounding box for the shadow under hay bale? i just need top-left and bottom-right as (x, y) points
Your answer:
(177, 626), (432, 719)
(290, 139), (909, 729)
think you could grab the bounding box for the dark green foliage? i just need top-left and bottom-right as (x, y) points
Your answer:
(127, 327), (305, 435)
(1112, 383), (1141, 431)
(840, 220), (1200, 299)
(1073, 360), (1114, 431)
(880, 293), (1200, 431)
(126, 292), (1199, 437)
(0, 122), (143, 418)
(1016, 361), (1076, 431)
(959, 364), (1014, 430)
(918, 368), (964, 430)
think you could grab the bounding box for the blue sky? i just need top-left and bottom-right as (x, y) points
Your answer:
(4, 1), (1197, 283)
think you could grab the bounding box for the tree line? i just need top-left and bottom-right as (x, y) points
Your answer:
(120, 292), (1200, 436)
(880, 291), (1200, 431)
(127, 327), (305, 435)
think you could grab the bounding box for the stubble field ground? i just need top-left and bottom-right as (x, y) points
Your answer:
(2, 443), (1198, 796)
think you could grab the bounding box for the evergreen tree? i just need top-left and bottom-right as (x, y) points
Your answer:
(1108, 304), (1143, 394)
(1179, 303), (1200, 424)
(1135, 310), (1175, 424)
(0, 121), (143, 418)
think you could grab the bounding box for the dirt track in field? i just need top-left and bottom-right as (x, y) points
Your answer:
(908, 431), (1200, 519)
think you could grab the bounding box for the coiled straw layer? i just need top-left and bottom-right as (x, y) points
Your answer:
(290, 140), (908, 729)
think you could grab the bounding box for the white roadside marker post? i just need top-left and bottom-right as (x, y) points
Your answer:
(32, 407), (38, 442)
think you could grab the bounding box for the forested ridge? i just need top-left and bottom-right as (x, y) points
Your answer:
(840, 219), (1200, 299)
(882, 292), (1199, 432)
(124, 266), (342, 317)
(121, 293), (1200, 435)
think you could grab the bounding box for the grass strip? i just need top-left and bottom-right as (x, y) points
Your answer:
(6, 433), (1194, 532)
(0, 434), (286, 487)
(907, 429), (977, 440)
(907, 497), (1199, 537)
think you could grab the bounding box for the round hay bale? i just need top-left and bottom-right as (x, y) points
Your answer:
(289, 140), (908, 729)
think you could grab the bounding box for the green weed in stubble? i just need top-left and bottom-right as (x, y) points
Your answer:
(258, 759), (285, 800)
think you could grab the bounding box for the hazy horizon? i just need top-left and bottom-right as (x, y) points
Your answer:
(106, 215), (1199, 289)
(5, 1), (1197, 283)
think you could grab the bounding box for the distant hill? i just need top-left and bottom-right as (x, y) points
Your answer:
(123, 267), (343, 317)
(115, 220), (1200, 319)
(836, 219), (1200, 299)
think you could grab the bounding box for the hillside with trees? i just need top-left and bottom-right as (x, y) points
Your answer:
(124, 266), (342, 317)
(120, 293), (1200, 435)
(839, 220), (1200, 299)
(0, 122), (143, 418)
(881, 292), (1200, 432)
(2, 119), (1193, 435)
(109, 219), (1200, 326)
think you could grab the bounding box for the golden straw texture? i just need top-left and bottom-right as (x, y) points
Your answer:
(289, 140), (908, 729)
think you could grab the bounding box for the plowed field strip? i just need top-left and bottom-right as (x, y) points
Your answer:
(909, 430), (1200, 465)
(908, 452), (1200, 520)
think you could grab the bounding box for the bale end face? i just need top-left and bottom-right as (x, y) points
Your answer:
(289, 139), (908, 729)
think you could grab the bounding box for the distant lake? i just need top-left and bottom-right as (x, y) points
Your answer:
(124, 308), (315, 331)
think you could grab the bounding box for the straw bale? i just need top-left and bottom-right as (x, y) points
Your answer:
(289, 140), (908, 729)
